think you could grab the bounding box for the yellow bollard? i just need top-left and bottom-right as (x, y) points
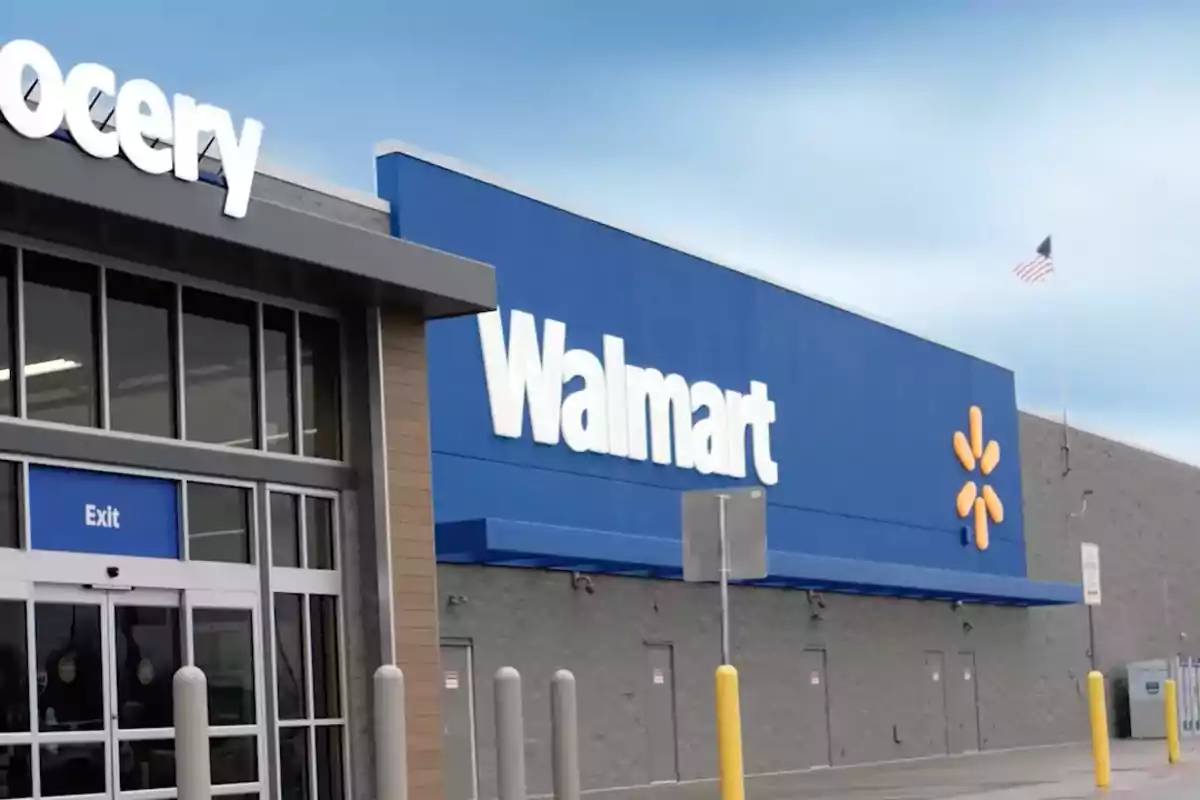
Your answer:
(1165, 678), (1181, 765)
(715, 665), (745, 800)
(1087, 671), (1111, 788)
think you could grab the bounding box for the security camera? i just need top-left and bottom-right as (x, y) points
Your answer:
(106, 566), (120, 579)
(806, 590), (826, 610)
(571, 572), (595, 595)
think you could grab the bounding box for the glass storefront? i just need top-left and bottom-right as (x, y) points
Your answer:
(0, 243), (344, 459)
(0, 464), (348, 800)
(0, 239), (351, 800)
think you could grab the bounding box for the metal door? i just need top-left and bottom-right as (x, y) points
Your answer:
(644, 644), (680, 783)
(440, 642), (478, 800)
(797, 649), (832, 767)
(922, 651), (949, 756)
(947, 651), (981, 754)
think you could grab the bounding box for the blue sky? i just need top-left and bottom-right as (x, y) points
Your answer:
(7, 2), (1200, 463)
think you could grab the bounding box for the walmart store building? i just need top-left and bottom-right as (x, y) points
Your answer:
(5, 34), (1200, 800)
(379, 145), (1200, 800)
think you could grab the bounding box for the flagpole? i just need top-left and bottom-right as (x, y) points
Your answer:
(1054, 243), (1071, 476)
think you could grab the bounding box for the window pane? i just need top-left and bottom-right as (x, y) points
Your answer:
(300, 314), (341, 459)
(264, 306), (295, 454)
(310, 596), (340, 719)
(193, 608), (255, 726)
(278, 727), (310, 800)
(315, 726), (344, 800)
(0, 247), (15, 417)
(188, 483), (251, 564)
(23, 251), (99, 427)
(274, 593), (306, 720)
(107, 270), (177, 438)
(210, 736), (258, 785)
(0, 600), (28, 732)
(305, 497), (335, 570)
(119, 739), (175, 790)
(0, 745), (32, 799)
(0, 461), (17, 549)
(271, 492), (300, 568)
(39, 742), (106, 796)
(114, 605), (180, 729)
(183, 289), (256, 448)
(36, 603), (103, 731)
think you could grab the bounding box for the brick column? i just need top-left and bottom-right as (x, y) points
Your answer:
(380, 308), (444, 800)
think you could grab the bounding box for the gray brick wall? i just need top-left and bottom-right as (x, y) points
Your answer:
(435, 411), (1200, 796)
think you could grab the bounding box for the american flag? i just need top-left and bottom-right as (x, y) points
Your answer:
(1013, 236), (1053, 283)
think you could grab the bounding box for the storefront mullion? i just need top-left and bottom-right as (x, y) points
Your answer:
(263, 484), (347, 800)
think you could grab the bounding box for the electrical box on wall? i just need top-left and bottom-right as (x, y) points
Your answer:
(1126, 659), (1170, 739)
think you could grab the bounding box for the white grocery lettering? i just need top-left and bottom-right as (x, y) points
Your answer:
(477, 309), (779, 485)
(0, 39), (263, 219)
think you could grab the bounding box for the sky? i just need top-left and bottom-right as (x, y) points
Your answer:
(6, 1), (1200, 464)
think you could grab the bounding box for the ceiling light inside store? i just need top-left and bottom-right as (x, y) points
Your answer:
(0, 358), (83, 382)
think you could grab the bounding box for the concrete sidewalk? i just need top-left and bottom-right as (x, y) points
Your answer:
(596, 740), (1200, 800)
(731, 739), (1200, 799)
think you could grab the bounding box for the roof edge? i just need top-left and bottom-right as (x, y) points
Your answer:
(256, 158), (390, 213)
(373, 139), (1011, 375)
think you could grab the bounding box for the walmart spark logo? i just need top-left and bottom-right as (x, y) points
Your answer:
(953, 406), (1004, 551)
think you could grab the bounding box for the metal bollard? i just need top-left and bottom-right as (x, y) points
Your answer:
(1165, 678), (1181, 764)
(375, 665), (408, 800)
(1087, 671), (1111, 788)
(174, 666), (211, 800)
(715, 665), (745, 800)
(495, 667), (526, 800)
(550, 670), (581, 800)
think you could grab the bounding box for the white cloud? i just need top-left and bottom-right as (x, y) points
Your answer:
(492, 21), (1200, 464)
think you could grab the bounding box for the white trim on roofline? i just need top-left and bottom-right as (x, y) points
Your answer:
(1021, 407), (1199, 470)
(256, 158), (391, 213)
(373, 139), (997, 368)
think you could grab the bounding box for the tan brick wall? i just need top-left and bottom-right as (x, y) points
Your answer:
(380, 308), (444, 800)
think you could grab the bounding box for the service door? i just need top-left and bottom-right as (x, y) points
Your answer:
(797, 649), (833, 768)
(947, 651), (981, 754)
(921, 651), (950, 756)
(440, 642), (478, 800)
(644, 644), (680, 783)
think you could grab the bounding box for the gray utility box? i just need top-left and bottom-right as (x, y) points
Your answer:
(1127, 659), (1170, 739)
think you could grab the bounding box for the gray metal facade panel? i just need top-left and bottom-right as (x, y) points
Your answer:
(0, 418), (354, 489)
(0, 126), (495, 317)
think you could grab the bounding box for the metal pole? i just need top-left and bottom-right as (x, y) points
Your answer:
(718, 493), (730, 666)
(1088, 606), (1097, 671)
(374, 665), (407, 800)
(174, 666), (211, 800)
(550, 670), (580, 800)
(495, 667), (526, 800)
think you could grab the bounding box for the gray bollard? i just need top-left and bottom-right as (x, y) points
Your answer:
(550, 670), (581, 800)
(174, 666), (211, 800)
(495, 666), (526, 800)
(375, 665), (408, 800)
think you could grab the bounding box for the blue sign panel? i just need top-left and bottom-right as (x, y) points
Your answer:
(376, 149), (1081, 606)
(29, 465), (180, 559)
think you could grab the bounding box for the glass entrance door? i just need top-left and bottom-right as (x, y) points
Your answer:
(33, 586), (180, 800)
(20, 585), (264, 800)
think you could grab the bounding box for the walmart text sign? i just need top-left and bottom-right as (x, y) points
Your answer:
(478, 308), (779, 485)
